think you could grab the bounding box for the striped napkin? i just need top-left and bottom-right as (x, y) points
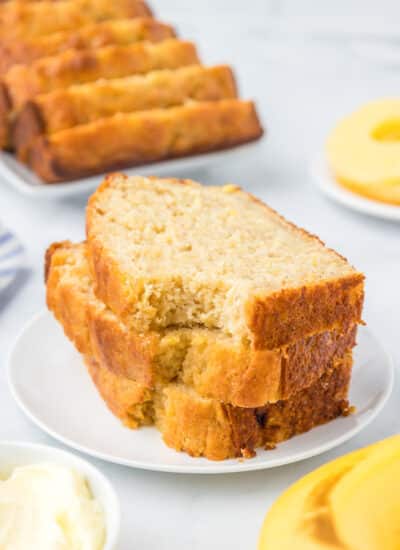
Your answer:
(0, 223), (25, 292)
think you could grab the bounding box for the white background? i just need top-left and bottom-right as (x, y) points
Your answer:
(0, 1), (399, 548)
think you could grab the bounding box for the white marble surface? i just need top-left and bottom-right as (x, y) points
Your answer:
(0, 2), (399, 548)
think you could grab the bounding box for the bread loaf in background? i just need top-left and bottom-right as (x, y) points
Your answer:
(0, 18), (175, 75)
(0, 39), (199, 149)
(27, 100), (263, 182)
(0, 0), (152, 40)
(14, 65), (237, 158)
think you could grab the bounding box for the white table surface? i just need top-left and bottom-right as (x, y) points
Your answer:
(0, 2), (399, 548)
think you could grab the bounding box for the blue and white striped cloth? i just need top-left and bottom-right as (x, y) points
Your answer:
(0, 224), (24, 292)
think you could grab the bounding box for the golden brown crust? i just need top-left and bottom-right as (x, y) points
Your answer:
(46, 240), (357, 407)
(187, 324), (357, 406)
(0, 18), (175, 75)
(28, 100), (263, 183)
(4, 39), (199, 110)
(157, 385), (238, 460)
(44, 240), (68, 282)
(46, 241), (93, 354)
(12, 101), (44, 157)
(84, 357), (153, 429)
(251, 356), (352, 447)
(0, 80), (11, 149)
(13, 65), (237, 159)
(89, 308), (160, 388)
(239, 190), (365, 348)
(45, 240), (173, 387)
(0, 1), (152, 40)
(87, 233), (138, 322)
(159, 356), (352, 460)
(247, 275), (365, 349)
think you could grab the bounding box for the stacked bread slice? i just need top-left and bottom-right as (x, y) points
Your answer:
(0, 0), (263, 182)
(45, 174), (364, 460)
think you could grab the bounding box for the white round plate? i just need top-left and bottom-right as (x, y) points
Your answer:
(311, 153), (400, 222)
(0, 223), (24, 292)
(8, 311), (393, 474)
(0, 142), (259, 199)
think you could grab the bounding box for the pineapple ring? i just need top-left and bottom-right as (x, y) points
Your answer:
(326, 98), (400, 205)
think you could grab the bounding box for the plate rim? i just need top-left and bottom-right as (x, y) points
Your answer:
(310, 153), (400, 222)
(7, 310), (395, 474)
(0, 141), (260, 200)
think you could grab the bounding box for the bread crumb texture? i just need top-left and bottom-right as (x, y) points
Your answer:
(87, 175), (364, 346)
(46, 241), (358, 408)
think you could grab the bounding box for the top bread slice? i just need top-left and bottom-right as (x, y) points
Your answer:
(86, 175), (364, 348)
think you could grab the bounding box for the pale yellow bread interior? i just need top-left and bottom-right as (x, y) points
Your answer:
(87, 175), (362, 341)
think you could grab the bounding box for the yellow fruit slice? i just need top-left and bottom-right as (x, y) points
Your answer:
(258, 445), (376, 550)
(258, 437), (400, 550)
(329, 435), (400, 550)
(326, 98), (400, 205)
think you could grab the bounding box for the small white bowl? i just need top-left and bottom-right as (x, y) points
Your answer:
(0, 441), (120, 549)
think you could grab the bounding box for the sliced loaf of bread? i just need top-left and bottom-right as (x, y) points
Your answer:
(3, 39), (199, 111)
(14, 65), (237, 158)
(46, 241), (357, 407)
(86, 175), (364, 348)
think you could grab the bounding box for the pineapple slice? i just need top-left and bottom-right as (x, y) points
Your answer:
(326, 98), (400, 205)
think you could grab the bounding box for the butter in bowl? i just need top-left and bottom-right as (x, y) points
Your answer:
(0, 441), (119, 550)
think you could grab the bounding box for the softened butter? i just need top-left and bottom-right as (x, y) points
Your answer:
(0, 463), (105, 550)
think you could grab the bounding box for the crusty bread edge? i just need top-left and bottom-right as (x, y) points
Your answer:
(0, 80), (11, 149)
(13, 100), (45, 161)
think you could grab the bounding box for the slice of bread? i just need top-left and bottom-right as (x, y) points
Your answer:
(0, 1), (152, 41)
(28, 100), (262, 183)
(0, 39), (199, 150)
(46, 241), (357, 408)
(0, 18), (175, 76)
(86, 175), (364, 348)
(14, 65), (237, 159)
(3, 39), (199, 111)
(85, 354), (352, 460)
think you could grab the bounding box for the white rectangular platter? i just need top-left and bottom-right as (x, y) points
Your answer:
(0, 142), (260, 199)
